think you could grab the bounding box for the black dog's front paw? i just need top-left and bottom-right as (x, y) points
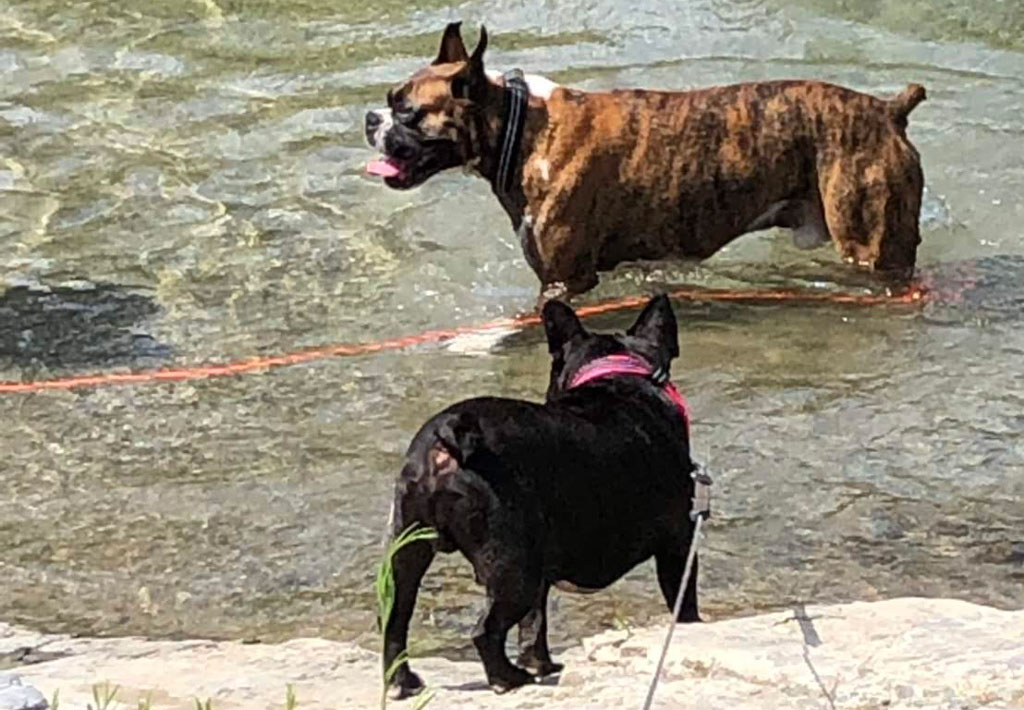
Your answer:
(388, 668), (426, 700)
(489, 666), (536, 694)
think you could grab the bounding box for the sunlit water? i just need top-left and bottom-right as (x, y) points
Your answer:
(2, 0), (1022, 658)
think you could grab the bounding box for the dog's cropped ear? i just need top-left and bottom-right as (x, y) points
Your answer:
(451, 26), (489, 101)
(469, 25), (488, 67)
(627, 294), (679, 359)
(434, 22), (469, 65)
(543, 300), (585, 354)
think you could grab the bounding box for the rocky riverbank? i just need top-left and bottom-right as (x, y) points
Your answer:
(2, 598), (1023, 709)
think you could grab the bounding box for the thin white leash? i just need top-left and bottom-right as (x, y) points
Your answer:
(642, 464), (712, 710)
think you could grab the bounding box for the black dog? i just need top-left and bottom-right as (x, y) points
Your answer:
(383, 295), (700, 696)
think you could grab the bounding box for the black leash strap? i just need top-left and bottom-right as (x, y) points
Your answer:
(495, 69), (529, 198)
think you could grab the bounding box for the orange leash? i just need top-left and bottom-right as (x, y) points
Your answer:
(0, 284), (925, 394)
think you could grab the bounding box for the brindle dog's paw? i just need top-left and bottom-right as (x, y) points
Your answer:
(537, 282), (569, 309)
(489, 666), (537, 694)
(388, 669), (426, 700)
(881, 271), (921, 298)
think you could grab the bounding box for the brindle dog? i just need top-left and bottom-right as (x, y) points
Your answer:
(366, 23), (926, 302)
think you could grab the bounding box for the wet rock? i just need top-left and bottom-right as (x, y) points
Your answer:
(0, 673), (47, 710)
(1, 599), (1022, 709)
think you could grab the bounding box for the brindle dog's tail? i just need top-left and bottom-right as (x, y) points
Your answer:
(888, 83), (926, 127)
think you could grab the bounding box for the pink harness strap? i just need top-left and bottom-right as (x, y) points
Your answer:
(567, 353), (691, 432)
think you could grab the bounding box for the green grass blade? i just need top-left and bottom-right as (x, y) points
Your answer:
(382, 649), (410, 685)
(376, 523), (438, 709)
(411, 689), (436, 710)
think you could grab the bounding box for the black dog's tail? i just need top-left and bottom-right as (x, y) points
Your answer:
(888, 83), (926, 127)
(392, 411), (486, 552)
(397, 411), (485, 512)
(433, 411), (484, 473)
(400, 411), (483, 484)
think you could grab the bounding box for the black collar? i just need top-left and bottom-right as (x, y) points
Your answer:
(494, 69), (529, 199)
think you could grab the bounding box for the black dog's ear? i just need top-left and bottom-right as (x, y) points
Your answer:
(469, 25), (488, 67)
(627, 294), (679, 359)
(434, 22), (469, 65)
(543, 300), (585, 353)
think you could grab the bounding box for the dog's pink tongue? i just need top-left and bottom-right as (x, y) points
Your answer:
(366, 158), (403, 178)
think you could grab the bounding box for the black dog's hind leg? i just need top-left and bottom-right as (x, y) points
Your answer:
(655, 547), (701, 622)
(473, 562), (541, 693)
(383, 533), (435, 699)
(516, 582), (563, 677)
(474, 596), (536, 692)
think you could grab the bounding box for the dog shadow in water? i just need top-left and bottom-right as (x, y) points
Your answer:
(0, 283), (170, 372)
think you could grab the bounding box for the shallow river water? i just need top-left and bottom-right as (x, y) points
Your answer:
(2, 0), (1023, 658)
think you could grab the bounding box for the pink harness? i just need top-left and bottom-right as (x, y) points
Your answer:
(567, 353), (691, 433)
